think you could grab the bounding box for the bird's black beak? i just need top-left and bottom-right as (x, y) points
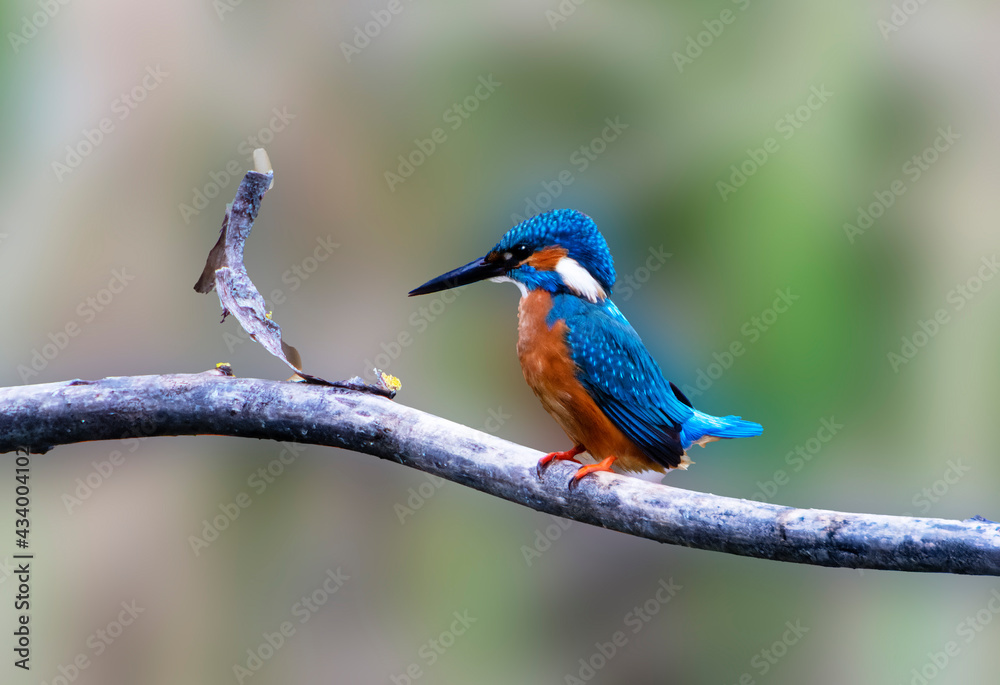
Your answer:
(408, 255), (508, 296)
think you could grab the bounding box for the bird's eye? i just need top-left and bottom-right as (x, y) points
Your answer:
(493, 245), (530, 266)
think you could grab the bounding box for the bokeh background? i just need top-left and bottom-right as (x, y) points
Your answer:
(2, 0), (999, 683)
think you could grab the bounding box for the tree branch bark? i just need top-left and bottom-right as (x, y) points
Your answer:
(2, 372), (998, 575)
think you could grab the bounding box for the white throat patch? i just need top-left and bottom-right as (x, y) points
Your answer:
(490, 275), (528, 298)
(555, 257), (607, 303)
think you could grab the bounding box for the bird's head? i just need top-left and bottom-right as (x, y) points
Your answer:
(409, 209), (616, 303)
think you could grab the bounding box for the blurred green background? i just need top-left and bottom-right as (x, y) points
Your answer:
(2, 0), (999, 683)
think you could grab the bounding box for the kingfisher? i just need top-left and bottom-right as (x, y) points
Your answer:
(409, 209), (762, 487)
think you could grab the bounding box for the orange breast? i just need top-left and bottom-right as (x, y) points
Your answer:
(516, 290), (663, 474)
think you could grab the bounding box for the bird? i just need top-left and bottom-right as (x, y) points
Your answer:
(408, 209), (762, 487)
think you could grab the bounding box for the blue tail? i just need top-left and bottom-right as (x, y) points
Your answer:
(680, 409), (762, 449)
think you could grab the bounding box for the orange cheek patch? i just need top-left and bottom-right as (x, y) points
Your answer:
(526, 246), (568, 271)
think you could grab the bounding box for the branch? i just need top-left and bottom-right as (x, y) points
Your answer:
(2, 373), (998, 575)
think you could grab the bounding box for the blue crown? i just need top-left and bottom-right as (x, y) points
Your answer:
(494, 210), (616, 294)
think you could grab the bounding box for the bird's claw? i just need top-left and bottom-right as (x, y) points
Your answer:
(567, 456), (617, 491)
(534, 456), (553, 480)
(535, 445), (586, 479)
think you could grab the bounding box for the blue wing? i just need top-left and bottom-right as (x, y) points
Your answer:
(553, 295), (761, 469)
(553, 296), (694, 468)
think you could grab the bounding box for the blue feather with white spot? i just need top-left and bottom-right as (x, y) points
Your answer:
(549, 293), (761, 468)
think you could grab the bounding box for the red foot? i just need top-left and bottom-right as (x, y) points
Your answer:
(535, 444), (585, 478)
(568, 456), (617, 491)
